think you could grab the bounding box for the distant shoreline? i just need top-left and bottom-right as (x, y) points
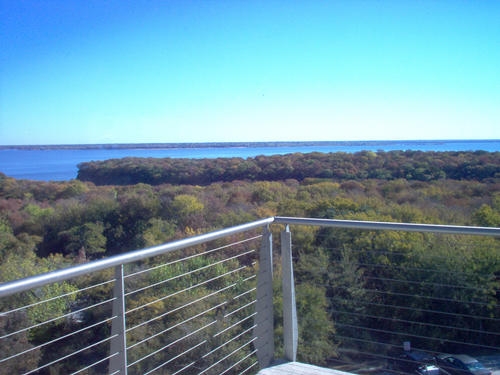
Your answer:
(1, 139), (498, 151)
(2, 139), (498, 181)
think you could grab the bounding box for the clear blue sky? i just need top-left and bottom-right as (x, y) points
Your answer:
(1, 1), (499, 145)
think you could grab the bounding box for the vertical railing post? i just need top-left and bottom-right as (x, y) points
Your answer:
(281, 224), (298, 362)
(109, 265), (127, 374)
(254, 225), (274, 368)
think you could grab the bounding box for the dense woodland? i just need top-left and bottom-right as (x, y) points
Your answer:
(1, 151), (499, 373)
(77, 150), (500, 185)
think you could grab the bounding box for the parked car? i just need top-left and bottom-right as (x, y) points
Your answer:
(417, 363), (442, 375)
(436, 354), (491, 375)
(388, 349), (441, 374)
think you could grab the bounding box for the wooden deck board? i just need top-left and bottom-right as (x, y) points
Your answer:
(257, 361), (355, 375)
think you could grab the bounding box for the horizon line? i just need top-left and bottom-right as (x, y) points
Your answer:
(1, 139), (499, 150)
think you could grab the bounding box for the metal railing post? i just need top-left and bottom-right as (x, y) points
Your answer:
(109, 265), (127, 374)
(254, 225), (274, 368)
(281, 225), (298, 362)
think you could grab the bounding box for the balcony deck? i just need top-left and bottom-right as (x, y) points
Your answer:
(257, 361), (354, 375)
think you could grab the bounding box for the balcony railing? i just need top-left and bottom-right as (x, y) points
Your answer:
(1, 217), (499, 375)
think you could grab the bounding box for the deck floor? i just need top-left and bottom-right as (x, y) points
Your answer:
(257, 361), (355, 375)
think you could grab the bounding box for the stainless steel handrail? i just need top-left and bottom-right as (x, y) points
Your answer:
(274, 216), (500, 236)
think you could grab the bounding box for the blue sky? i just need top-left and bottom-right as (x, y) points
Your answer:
(1, 1), (499, 145)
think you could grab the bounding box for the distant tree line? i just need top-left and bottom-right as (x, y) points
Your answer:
(77, 151), (500, 185)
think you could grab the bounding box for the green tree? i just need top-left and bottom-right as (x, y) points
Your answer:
(141, 218), (177, 247)
(59, 222), (106, 259)
(296, 282), (337, 364)
(473, 204), (500, 227)
(0, 250), (77, 323)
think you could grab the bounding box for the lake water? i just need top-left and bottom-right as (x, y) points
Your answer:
(1, 140), (499, 181)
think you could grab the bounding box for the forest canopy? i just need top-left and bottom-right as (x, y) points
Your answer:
(1, 151), (498, 262)
(77, 150), (500, 185)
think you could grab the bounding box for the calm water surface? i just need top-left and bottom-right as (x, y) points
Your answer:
(1, 140), (499, 181)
